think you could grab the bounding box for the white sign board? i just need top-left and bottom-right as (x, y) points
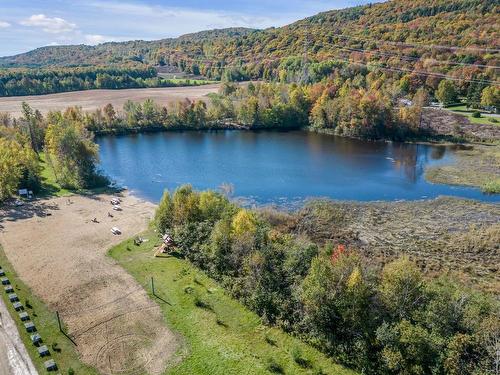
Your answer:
(19, 189), (28, 196)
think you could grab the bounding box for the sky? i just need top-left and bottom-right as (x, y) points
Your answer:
(0, 0), (379, 57)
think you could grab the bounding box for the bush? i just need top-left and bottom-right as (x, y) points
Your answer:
(471, 111), (481, 118)
(482, 180), (500, 194)
(265, 334), (277, 346)
(266, 358), (285, 374)
(291, 347), (312, 368)
(216, 317), (228, 327)
(68, 368), (75, 375)
(194, 296), (213, 311)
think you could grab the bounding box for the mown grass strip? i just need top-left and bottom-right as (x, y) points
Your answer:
(109, 230), (357, 375)
(0, 247), (99, 375)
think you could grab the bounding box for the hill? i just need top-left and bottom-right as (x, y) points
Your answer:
(0, 0), (498, 82)
(0, 27), (257, 68)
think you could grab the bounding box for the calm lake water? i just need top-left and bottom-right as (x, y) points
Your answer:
(97, 130), (499, 204)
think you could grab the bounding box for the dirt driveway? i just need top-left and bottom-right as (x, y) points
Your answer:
(0, 193), (180, 375)
(0, 84), (220, 117)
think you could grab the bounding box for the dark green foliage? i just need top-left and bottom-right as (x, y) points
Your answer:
(291, 347), (312, 369)
(265, 334), (277, 347)
(152, 186), (499, 375)
(266, 358), (285, 374)
(0, 66), (208, 97)
(194, 296), (213, 311)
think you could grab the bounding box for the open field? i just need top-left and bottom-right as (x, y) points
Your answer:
(329, 197), (500, 293)
(0, 85), (220, 117)
(0, 193), (180, 375)
(109, 230), (356, 375)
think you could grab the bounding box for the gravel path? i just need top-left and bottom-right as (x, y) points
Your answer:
(0, 297), (38, 375)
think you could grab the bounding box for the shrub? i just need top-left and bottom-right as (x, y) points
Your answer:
(194, 296), (213, 311)
(216, 317), (227, 327)
(265, 334), (277, 346)
(482, 180), (500, 194)
(471, 111), (481, 118)
(291, 347), (312, 368)
(266, 358), (285, 374)
(68, 368), (75, 375)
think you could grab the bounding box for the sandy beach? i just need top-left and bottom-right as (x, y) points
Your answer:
(0, 192), (180, 375)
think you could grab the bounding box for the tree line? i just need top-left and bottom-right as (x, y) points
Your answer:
(0, 66), (209, 97)
(154, 185), (499, 375)
(54, 63), (498, 140)
(0, 64), (498, 201)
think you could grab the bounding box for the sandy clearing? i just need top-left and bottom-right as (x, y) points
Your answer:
(0, 84), (220, 117)
(0, 193), (180, 375)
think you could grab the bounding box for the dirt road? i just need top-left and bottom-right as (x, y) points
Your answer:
(0, 193), (180, 375)
(0, 84), (220, 116)
(0, 297), (38, 375)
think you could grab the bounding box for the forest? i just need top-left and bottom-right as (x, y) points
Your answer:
(152, 185), (499, 375)
(35, 69), (500, 141)
(0, 66), (209, 97)
(1, 60), (498, 202)
(0, 0), (497, 86)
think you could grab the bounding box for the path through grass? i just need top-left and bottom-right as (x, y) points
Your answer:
(109, 230), (357, 375)
(0, 247), (99, 375)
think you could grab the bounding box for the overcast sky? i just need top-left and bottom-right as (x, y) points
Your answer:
(0, 0), (380, 56)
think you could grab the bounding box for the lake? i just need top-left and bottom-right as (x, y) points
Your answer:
(97, 130), (499, 204)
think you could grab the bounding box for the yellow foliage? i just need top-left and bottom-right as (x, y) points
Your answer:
(347, 266), (362, 290)
(231, 209), (257, 237)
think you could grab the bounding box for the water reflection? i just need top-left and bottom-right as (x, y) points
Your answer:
(96, 130), (498, 203)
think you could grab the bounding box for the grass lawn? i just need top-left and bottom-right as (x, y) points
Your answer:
(0, 247), (99, 375)
(109, 230), (357, 375)
(38, 153), (72, 197)
(38, 153), (117, 198)
(445, 105), (499, 126)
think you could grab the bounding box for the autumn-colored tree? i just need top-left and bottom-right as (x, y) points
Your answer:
(481, 86), (500, 112)
(436, 80), (458, 107)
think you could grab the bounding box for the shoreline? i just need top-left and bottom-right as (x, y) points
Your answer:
(0, 189), (498, 373)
